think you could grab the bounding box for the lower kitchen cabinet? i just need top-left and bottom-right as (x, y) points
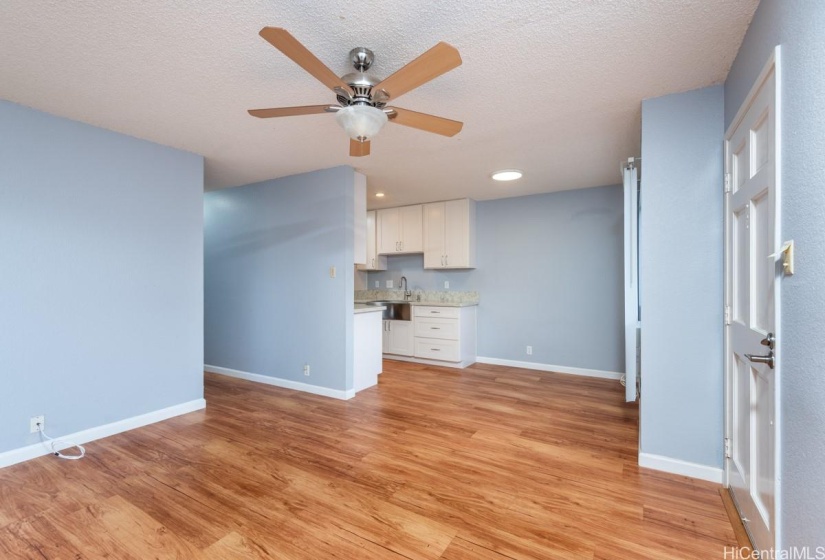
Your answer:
(412, 305), (477, 367)
(382, 319), (414, 357)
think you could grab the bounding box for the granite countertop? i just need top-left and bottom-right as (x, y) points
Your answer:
(354, 303), (386, 314)
(354, 289), (479, 308)
(355, 299), (477, 308)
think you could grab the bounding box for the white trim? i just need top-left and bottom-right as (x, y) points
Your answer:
(205, 365), (355, 400)
(726, 46), (779, 138)
(773, 44), (783, 551)
(638, 452), (724, 484)
(476, 357), (622, 380)
(0, 398), (206, 469)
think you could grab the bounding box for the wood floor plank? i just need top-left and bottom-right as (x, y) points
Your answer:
(0, 360), (736, 558)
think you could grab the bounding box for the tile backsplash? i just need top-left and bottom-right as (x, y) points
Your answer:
(355, 289), (479, 305)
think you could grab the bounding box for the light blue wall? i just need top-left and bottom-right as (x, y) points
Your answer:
(725, 0), (825, 548)
(204, 167), (355, 391)
(369, 185), (625, 374)
(639, 86), (725, 469)
(0, 101), (204, 454)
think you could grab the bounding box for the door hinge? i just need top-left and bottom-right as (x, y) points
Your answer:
(724, 437), (732, 459)
(724, 173), (732, 194)
(724, 305), (732, 326)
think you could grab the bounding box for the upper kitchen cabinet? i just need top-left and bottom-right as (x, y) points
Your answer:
(353, 172), (367, 265)
(357, 210), (387, 271)
(377, 205), (423, 254)
(423, 199), (476, 269)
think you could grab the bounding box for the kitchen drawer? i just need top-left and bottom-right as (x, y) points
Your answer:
(414, 305), (460, 319)
(414, 317), (459, 340)
(414, 339), (460, 362)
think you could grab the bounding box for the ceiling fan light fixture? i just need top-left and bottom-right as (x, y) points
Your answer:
(491, 169), (523, 182)
(335, 105), (388, 142)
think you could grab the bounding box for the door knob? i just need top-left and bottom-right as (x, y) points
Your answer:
(745, 350), (775, 369)
(760, 332), (775, 349)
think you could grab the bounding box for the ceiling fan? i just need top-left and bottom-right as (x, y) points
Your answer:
(248, 27), (463, 157)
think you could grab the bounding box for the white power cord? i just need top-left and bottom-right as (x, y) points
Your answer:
(37, 423), (85, 460)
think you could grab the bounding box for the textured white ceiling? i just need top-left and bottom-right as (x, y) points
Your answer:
(0, 0), (757, 208)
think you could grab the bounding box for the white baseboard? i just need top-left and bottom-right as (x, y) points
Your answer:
(205, 365), (355, 401)
(638, 452), (724, 484)
(476, 356), (623, 380)
(0, 398), (206, 469)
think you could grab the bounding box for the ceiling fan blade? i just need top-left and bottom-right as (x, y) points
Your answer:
(259, 27), (353, 95)
(374, 42), (461, 101)
(350, 139), (371, 157)
(387, 107), (463, 137)
(248, 105), (332, 118)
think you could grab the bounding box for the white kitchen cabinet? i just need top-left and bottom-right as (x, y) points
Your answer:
(412, 305), (477, 366)
(353, 172), (367, 265)
(357, 210), (387, 271)
(382, 319), (414, 356)
(377, 205), (423, 254)
(423, 199), (476, 269)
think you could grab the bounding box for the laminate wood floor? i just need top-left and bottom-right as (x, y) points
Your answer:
(0, 360), (736, 559)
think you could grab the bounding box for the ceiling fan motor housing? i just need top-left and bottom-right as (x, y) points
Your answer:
(337, 48), (388, 108)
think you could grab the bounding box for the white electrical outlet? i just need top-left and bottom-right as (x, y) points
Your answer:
(303, 364), (310, 376)
(386, 280), (393, 288)
(329, 266), (336, 278)
(444, 281), (450, 289)
(374, 280), (379, 287)
(526, 346), (533, 355)
(30, 415), (45, 433)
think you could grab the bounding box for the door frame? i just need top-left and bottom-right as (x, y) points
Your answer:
(723, 45), (782, 548)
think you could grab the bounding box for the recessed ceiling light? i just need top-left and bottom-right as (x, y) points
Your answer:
(375, 192), (385, 198)
(491, 169), (523, 182)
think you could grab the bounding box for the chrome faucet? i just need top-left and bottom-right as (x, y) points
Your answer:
(400, 276), (411, 301)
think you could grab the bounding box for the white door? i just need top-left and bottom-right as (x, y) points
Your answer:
(377, 208), (400, 254)
(423, 202), (446, 268)
(398, 205), (423, 253)
(623, 163), (639, 402)
(725, 49), (780, 551)
(388, 320), (414, 356)
(382, 320), (390, 353)
(444, 199), (469, 267)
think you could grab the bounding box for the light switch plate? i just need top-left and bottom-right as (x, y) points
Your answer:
(374, 280), (379, 287)
(444, 281), (450, 289)
(329, 266), (336, 278)
(386, 280), (393, 288)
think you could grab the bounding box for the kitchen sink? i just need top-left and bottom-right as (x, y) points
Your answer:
(364, 301), (412, 321)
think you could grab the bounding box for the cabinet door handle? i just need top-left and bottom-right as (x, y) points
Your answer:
(371, 257), (374, 268)
(441, 255), (445, 266)
(431, 311), (440, 314)
(431, 348), (440, 351)
(400, 241), (404, 251)
(445, 255), (448, 266)
(431, 327), (441, 330)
